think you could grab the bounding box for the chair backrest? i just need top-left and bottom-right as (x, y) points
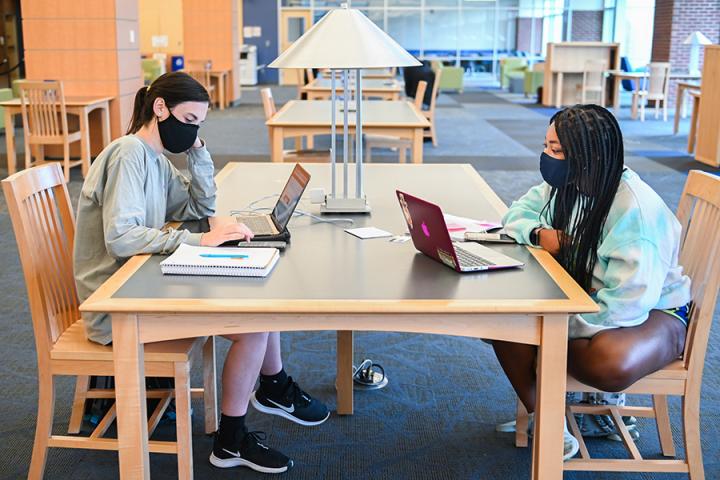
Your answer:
(583, 60), (606, 89)
(646, 62), (671, 97)
(260, 88), (276, 121)
(675, 170), (720, 379)
(306, 68), (315, 83)
(1, 163), (79, 363)
(18, 80), (69, 140)
(428, 68), (443, 114)
(185, 60), (212, 90)
(413, 80), (428, 109)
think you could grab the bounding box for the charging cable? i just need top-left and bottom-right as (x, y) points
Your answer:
(230, 194), (355, 227)
(352, 358), (387, 389)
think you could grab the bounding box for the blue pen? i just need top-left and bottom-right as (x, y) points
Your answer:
(199, 253), (249, 259)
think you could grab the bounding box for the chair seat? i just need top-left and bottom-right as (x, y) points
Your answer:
(29, 130), (82, 144)
(567, 359), (687, 393)
(51, 319), (201, 362)
(634, 91), (665, 100)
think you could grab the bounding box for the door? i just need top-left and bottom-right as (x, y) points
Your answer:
(279, 9), (312, 85)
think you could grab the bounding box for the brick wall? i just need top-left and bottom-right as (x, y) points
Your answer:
(571, 10), (604, 42)
(652, 0), (720, 103)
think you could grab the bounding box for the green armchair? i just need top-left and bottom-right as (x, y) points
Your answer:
(142, 58), (163, 85)
(524, 63), (545, 99)
(430, 61), (464, 93)
(0, 87), (15, 131)
(500, 58), (527, 89)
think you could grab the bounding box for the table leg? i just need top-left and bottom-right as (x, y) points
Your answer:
(531, 314), (568, 480)
(613, 76), (622, 111)
(555, 73), (563, 109)
(271, 127), (283, 163)
(688, 95), (700, 154)
(674, 85), (684, 135)
(412, 128), (423, 164)
(4, 108), (16, 175)
(336, 330), (354, 415)
(306, 135), (315, 149)
(78, 108), (91, 177)
(219, 75), (226, 111)
(101, 103), (111, 147)
(112, 313), (150, 479)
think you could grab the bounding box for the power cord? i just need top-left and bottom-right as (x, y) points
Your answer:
(352, 358), (387, 390)
(230, 194), (355, 227)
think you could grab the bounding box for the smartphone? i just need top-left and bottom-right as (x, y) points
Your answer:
(464, 231), (516, 244)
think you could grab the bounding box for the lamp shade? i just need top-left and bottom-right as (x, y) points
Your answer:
(269, 7), (420, 69)
(683, 31), (713, 46)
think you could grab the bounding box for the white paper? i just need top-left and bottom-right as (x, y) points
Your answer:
(251, 26), (262, 37)
(444, 213), (502, 242)
(345, 227), (393, 239)
(151, 35), (168, 48)
(243, 26), (254, 38)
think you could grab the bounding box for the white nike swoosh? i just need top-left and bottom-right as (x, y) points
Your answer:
(222, 448), (241, 457)
(267, 398), (295, 413)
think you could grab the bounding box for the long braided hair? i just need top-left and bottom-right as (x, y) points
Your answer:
(542, 105), (625, 291)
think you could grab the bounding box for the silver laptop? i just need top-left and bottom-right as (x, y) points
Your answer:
(235, 164), (310, 236)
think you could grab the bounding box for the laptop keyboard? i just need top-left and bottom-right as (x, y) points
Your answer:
(455, 245), (494, 268)
(236, 215), (275, 235)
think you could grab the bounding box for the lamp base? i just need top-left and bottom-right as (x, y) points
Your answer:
(321, 196), (372, 213)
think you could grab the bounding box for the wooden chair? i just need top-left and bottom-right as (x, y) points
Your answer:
(185, 60), (217, 107)
(580, 60), (607, 107)
(365, 80), (428, 163)
(514, 170), (720, 478)
(261, 87), (330, 163)
(17, 81), (83, 183)
(424, 68), (442, 147)
(632, 62), (671, 122)
(2, 163), (218, 480)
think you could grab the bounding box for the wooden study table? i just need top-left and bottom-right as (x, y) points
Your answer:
(80, 162), (598, 480)
(209, 70), (231, 110)
(605, 70), (701, 118)
(302, 77), (402, 100)
(674, 81), (701, 135)
(266, 100), (430, 164)
(320, 68), (396, 80)
(1, 96), (112, 176)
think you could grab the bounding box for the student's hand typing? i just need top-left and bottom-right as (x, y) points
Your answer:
(200, 223), (254, 246)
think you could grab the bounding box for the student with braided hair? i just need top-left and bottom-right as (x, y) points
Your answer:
(493, 104), (692, 460)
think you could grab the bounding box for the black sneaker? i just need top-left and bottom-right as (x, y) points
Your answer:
(209, 430), (293, 474)
(250, 376), (330, 426)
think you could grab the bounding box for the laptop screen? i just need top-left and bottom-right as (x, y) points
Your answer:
(272, 164), (311, 230)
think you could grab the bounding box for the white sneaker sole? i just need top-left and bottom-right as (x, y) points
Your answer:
(250, 391), (330, 427)
(563, 434), (580, 461)
(209, 452), (291, 474)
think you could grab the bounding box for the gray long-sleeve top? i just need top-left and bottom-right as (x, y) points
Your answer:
(73, 135), (216, 344)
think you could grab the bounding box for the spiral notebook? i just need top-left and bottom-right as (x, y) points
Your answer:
(160, 244), (280, 277)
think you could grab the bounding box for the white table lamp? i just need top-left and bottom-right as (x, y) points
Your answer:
(269, 4), (420, 213)
(683, 31), (712, 77)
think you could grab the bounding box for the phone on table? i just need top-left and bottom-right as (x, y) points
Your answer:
(464, 231), (516, 244)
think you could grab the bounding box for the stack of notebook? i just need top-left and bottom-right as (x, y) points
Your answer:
(160, 244), (280, 277)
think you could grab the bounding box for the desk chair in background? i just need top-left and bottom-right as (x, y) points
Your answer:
(581, 60), (607, 107)
(365, 80), (427, 163)
(185, 59), (217, 108)
(515, 170), (720, 479)
(424, 68), (442, 147)
(261, 88), (330, 163)
(18, 80), (83, 183)
(2, 163), (218, 480)
(632, 62), (671, 122)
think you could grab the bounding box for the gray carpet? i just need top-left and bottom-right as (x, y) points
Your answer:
(1, 87), (718, 479)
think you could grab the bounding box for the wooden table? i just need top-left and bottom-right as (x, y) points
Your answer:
(674, 81), (701, 134)
(266, 100), (430, 164)
(80, 162), (598, 480)
(320, 68), (396, 80)
(0, 96), (112, 176)
(302, 78), (402, 101)
(208, 70), (232, 110)
(605, 70), (702, 118)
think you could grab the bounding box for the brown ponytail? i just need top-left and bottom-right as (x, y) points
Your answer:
(126, 72), (210, 135)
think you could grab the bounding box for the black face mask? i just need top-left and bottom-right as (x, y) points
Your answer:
(157, 112), (199, 153)
(540, 152), (573, 188)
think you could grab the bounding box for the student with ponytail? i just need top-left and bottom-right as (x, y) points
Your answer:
(74, 72), (328, 474)
(493, 104), (692, 460)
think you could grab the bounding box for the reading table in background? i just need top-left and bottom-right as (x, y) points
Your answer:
(0, 96), (112, 176)
(80, 162), (598, 480)
(302, 77), (402, 101)
(266, 100), (429, 164)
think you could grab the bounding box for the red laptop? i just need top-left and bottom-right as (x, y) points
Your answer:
(396, 191), (524, 273)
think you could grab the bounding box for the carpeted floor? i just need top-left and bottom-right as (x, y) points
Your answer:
(0, 87), (718, 479)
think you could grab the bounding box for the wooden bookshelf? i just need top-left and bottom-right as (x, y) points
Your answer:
(542, 42), (620, 108)
(695, 45), (720, 167)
